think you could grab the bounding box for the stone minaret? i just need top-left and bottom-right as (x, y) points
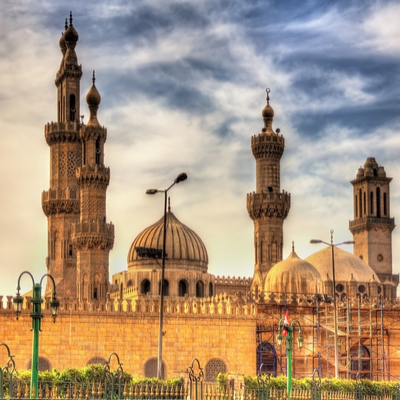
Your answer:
(42, 13), (82, 298)
(71, 72), (114, 302)
(247, 90), (291, 288)
(349, 157), (397, 287)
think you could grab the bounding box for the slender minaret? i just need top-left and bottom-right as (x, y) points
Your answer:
(42, 13), (82, 298)
(349, 157), (396, 286)
(247, 89), (291, 287)
(71, 72), (114, 302)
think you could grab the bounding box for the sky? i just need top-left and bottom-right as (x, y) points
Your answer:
(0, 0), (400, 297)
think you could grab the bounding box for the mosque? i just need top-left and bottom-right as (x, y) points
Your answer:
(1, 13), (400, 382)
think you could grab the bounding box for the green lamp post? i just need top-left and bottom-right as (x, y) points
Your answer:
(276, 318), (303, 400)
(13, 271), (59, 398)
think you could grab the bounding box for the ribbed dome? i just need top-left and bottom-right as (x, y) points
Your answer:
(305, 247), (381, 283)
(128, 209), (208, 271)
(265, 251), (323, 295)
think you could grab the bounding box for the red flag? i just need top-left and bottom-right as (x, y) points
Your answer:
(283, 309), (289, 337)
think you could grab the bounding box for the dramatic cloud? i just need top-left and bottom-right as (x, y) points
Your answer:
(0, 0), (399, 296)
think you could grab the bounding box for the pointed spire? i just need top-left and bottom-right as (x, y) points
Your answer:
(65, 18), (68, 30)
(168, 197), (171, 212)
(69, 11), (73, 27)
(266, 88), (270, 105)
(292, 240), (294, 252)
(92, 70), (96, 85)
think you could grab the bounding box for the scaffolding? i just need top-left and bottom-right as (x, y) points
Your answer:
(256, 295), (400, 381)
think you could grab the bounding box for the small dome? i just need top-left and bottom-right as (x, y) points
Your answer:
(305, 247), (381, 283)
(128, 209), (208, 271)
(265, 251), (323, 295)
(64, 12), (79, 44)
(86, 72), (101, 126)
(86, 73), (101, 107)
(262, 104), (274, 119)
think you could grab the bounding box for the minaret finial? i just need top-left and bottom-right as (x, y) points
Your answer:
(92, 70), (96, 85)
(292, 241), (294, 252)
(168, 197), (171, 212)
(266, 88), (270, 105)
(69, 11), (73, 27)
(64, 18), (68, 30)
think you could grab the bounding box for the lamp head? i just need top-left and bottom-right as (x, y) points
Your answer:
(12, 292), (23, 320)
(343, 241), (355, 245)
(297, 335), (304, 349)
(276, 333), (283, 346)
(310, 239), (322, 244)
(146, 189), (158, 195)
(50, 296), (60, 323)
(174, 172), (187, 184)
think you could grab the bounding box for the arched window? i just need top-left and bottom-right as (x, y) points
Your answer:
(158, 280), (169, 296)
(69, 244), (73, 257)
(383, 193), (387, 216)
(141, 279), (151, 295)
(96, 138), (101, 164)
(209, 282), (213, 297)
(196, 281), (204, 298)
(358, 189), (362, 218)
(178, 280), (188, 297)
(69, 94), (76, 121)
(144, 358), (165, 379)
(256, 342), (278, 377)
(205, 359), (227, 382)
(355, 194), (358, 218)
(27, 357), (51, 372)
(350, 345), (370, 379)
(370, 192), (374, 214)
(127, 280), (133, 287)
(93, 287), (98, 299)
(376, 187), (381, 217)
(363, 192), (366, 215)
(87, 357), (107, 365)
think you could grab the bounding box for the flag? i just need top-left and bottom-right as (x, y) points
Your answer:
(283, 309), (289, 337)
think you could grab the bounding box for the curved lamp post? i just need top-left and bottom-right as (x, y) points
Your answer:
(310, 229), (354, 379)
(276, 318), (303, 400)
(146, 172), (187, 379)
(13, 271), (59, 398)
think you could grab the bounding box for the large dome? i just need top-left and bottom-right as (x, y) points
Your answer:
(128, 209), (208, 271)
(265, 251), (323, 295)
(305, 247), (381, 283)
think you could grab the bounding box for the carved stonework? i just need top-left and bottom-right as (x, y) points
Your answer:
(42, 199), (80, 216)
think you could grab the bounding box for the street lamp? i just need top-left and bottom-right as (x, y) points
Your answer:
(276, 318), (303, 400)
(145, 172), (187, 379)
(13, 271), (59, 398)
(310, 229), (354, 379)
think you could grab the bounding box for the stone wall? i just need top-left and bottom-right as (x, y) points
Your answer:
(0, 295), (257, 379)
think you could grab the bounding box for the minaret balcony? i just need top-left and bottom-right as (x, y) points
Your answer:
(76, 164), (110, 187)
(349, 216), (395, 233)
(247, 191), (291, 220)
(45, 121), (81, 145)
(71, 220), (115, 251)
(42, 188), (80, 216)
(251, 134), (285, 159)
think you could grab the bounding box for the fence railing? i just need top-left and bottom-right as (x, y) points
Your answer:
(2, 349), (400, 400)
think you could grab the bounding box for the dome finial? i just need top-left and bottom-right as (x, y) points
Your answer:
(64, 18), (68, 30)
(69, 11), (73, 27)
(92, 70), (96, 85)
(266, 88), (270, 105)
(292, 241), (294, 252)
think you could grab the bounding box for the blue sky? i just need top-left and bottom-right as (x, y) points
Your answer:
(0, 0), (400, 296)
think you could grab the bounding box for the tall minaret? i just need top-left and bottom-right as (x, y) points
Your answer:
(71, 72), (114, 302)
(247, 89), (291, 287)
(42, 13), (82, 298)
(349, 157), (396, 285)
